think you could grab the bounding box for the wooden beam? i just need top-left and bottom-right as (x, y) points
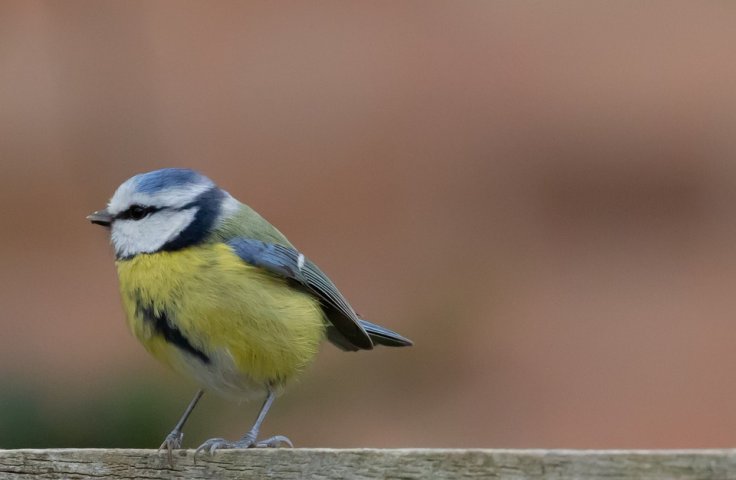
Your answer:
(2, 449), (736, 479)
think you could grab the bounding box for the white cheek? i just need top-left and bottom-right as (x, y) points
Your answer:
(111, 208), (198, 257)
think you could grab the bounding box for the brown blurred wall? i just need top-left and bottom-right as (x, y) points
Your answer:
(2, 1), (736, 448)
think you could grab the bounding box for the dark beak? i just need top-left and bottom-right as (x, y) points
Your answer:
(87, 208), (113, 227)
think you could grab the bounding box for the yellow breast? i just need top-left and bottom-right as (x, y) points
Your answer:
(115, 243), (326, 394)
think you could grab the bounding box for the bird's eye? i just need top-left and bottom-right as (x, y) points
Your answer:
(119, 204), (157, 221)
(129, 205), (147, 220)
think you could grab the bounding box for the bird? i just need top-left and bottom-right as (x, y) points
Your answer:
(87, 168), (412, 461)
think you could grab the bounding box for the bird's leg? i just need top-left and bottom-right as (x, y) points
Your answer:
(239, 388), (277, 446)
(160, 389), (204, 464)
(241, 388), (294, 448)
(195, 388), (293, 457)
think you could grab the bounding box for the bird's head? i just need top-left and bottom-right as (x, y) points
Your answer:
(88, 168), (235, 259)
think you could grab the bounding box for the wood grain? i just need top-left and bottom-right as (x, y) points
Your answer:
(2, 449), (736, 479)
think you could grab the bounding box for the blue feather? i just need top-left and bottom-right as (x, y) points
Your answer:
(133, 168), (211, 194)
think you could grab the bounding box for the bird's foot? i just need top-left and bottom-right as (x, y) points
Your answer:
(158, 429), (183, 467)
(194, 433), (292, 460)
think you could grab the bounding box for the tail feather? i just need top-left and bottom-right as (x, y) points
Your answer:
(359, 319), (413, 348)
(326, 319), (413, 351)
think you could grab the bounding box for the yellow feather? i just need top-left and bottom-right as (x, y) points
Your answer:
(115, 243), (325, 394)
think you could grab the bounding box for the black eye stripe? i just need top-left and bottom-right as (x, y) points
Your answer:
(116, 205), (161, 221)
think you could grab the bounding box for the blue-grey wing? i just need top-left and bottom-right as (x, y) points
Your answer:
(227, 237), (374, 350)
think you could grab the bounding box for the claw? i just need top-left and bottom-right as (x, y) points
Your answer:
(255, 435), (293, 448)
(194, 437), (228, 463)
(159, 430), (184, 467)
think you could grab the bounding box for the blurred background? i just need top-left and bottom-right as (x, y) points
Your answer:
(2, 1), (736, 450)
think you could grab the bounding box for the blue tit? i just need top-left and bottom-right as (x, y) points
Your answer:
(87, 168), (412, 459)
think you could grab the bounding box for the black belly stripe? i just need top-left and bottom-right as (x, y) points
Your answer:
(137, 303), (211, 365)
